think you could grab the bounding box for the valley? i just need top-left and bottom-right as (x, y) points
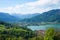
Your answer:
(0, 9), (60, 40)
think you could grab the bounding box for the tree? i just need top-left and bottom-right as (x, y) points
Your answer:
(18, 36), (24, 40)
(44, 27), (55, 40)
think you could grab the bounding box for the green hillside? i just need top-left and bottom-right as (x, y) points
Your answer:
(20, 9), (60, 23)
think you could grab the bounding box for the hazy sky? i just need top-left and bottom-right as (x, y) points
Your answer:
(0, 0), (60, 14)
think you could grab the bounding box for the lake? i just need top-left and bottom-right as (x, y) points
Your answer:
(27, 23), (60, 31)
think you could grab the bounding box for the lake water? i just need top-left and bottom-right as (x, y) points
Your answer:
(27, 24), (60, 31)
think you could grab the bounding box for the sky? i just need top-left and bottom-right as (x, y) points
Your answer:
(0, 0), (60, 14)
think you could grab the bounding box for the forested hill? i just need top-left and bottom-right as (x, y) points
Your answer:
(0, 12), (20, 22)
(20, 9), (60, 23)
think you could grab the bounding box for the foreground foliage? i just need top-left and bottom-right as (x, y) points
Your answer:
(0, 22), (60, 40)
(0, 23), (36, 40)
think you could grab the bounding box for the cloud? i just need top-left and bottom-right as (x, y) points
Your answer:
(0, 7), (13, 13)
(0, 0), (60, 14)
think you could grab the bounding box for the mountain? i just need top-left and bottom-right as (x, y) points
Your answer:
(0, 9), (60, 23)
(0, 12), (20, 22)
(20, 9), (60, 23)
(0, 12), (40, 23)
(13, 13), (40, 19)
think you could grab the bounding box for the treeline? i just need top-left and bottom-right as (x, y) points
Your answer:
(0, 22), (60, 40)
(0, 22), (36, 40)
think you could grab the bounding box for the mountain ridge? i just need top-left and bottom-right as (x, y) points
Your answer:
(20, 9), (60, 23)
(0, 9), (60, 23)
(12, 13), (40, 19)
(0, 12), (20, 22)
